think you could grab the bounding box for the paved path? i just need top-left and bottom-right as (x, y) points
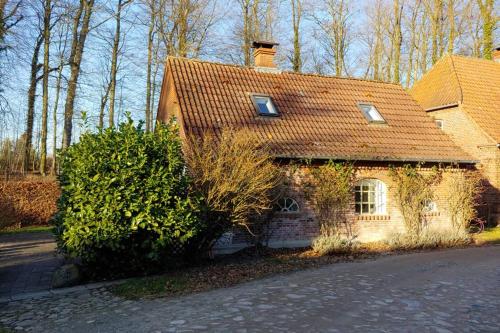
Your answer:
(1, 246), (500, 332)
(0, 232), (62, 298)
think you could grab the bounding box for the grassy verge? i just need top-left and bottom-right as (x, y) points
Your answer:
(473, 227), (500, 245)
(0, 225), (53, 235)
(111, 248), (374, 300)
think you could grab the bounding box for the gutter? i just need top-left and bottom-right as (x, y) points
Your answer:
(425, 103), (459, 112)
(273, 154), (478, 165)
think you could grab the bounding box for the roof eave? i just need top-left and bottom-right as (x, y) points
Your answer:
(425, 102), (459, 112)
(274, 154), (478, 164)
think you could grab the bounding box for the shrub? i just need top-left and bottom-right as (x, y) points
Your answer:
(184, 129), (283, 251)
(389, 164), (441, 237)
(444, 169), (483, 232)
(0, 178), (59, 229)
(312, 234), (358, 256)
(385, 230), (471, 250)
(54, 118), (200, 275)
(305, 161), (356, 238)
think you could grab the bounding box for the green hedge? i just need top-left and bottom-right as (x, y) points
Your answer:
(54, 118), (201, 275)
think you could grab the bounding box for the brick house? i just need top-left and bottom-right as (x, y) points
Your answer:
(157, 42), (475, 252)
(409, 50), (500, 224)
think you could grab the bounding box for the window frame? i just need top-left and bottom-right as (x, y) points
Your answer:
(354, 179), (387, 215)
(275, 197), (300, 213)
(250, 94), (280, 117)
(435, 119), (444, 129)
(357, 103), (386, 124)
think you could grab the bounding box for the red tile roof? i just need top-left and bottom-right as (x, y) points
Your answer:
(161, 57), (474, 163)
(410, 54), (500, 143)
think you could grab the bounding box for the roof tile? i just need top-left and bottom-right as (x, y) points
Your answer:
(164, 57), (473, 163)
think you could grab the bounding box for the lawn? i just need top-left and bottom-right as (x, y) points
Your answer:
(473, 227), (500, 245)
(0, 225), (53, 235)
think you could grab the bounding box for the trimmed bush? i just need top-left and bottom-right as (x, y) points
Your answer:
(54, 118), (200, 275)
(0, 178), (60, 229)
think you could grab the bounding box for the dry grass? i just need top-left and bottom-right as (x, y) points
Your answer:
(384, 230), (471, 250)
(0, 178), (60, 229)
(111, 247), (374, 299)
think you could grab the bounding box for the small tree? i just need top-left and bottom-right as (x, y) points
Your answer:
(54, 118), (199, 275)
(305, 161), (356, 238)
(389, 164), (441, 237)
(184, 129), (283, 252)
(445, 169), (483, 232)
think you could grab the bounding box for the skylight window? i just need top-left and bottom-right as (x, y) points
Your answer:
(251, 94), (279, 116)
(358, 103), (386, 123)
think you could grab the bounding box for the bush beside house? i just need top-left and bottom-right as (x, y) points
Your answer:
(54, 119), (201, 275)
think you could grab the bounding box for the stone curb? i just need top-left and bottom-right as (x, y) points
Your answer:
(0, 279), (128, 304)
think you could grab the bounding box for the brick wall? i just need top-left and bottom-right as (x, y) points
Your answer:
(428, 106), (500, 224)
(214, 164), (468, 253)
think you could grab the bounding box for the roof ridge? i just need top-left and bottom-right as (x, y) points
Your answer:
(167, 56), (401, 87)
(448, 55), (464, 104)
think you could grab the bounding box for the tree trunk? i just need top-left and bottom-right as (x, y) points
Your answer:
(62, 0), (95, 149)
(291, 0), (301, 72)
(145, 0), (156, 131)
(242, 0), (251, 66)
(447, 0), (454, 53)
(392, 0), (403, 83)
(108, 0), (125, 128)
(51, 55), (64, 175)
(477, 0), (495, 59)
(430, 0), (443, 64)
(40, 0), (51, 176)
(99, 82), (110, 128)
(405, 0), (420, 88)
(23, 34), (43, 172)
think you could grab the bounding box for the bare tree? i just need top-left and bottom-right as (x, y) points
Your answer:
(290, 0), (302, 72)
(314, 0), (351, 76)
(0, 0), (23, 53)
(39, 0), (51, 175)
(144, 0), (156, 132)
(108, 0), (132, 128)
(23, 30), (44, 172)
(62, 0), (95, 149)
(476, 0), (496, 59)
(392, 0), (403, 83)
(405, 0), (421, 88)
(447, 0), (455, 53)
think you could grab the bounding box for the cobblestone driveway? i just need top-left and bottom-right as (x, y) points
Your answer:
(1, 246), (500, 332)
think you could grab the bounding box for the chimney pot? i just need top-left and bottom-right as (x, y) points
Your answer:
(494, 47), (500, 63)
(252, 41), (279, 68)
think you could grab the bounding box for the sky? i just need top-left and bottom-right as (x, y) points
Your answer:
(0, 0), (498, 152)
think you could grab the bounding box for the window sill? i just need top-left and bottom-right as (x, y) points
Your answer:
(424, 211), (440, 217)
(355, 214), (391, 221)
(274, 212), (302, 218)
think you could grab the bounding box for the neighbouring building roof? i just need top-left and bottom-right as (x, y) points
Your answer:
(410, 54), (500, 143)
(161, 57), (474, 163)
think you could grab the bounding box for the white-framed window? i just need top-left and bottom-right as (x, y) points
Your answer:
(423, 199), (437, 212)
(357, 103), (386, 123)
(354, 179), (387, 215)
(435, 119), (444, 129)
(275, 197), (300, 213)
(250, 94), (279, 116)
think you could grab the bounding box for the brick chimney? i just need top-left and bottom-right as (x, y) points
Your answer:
(494, 47), (500, 63)
(252, 41), (279, 68)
